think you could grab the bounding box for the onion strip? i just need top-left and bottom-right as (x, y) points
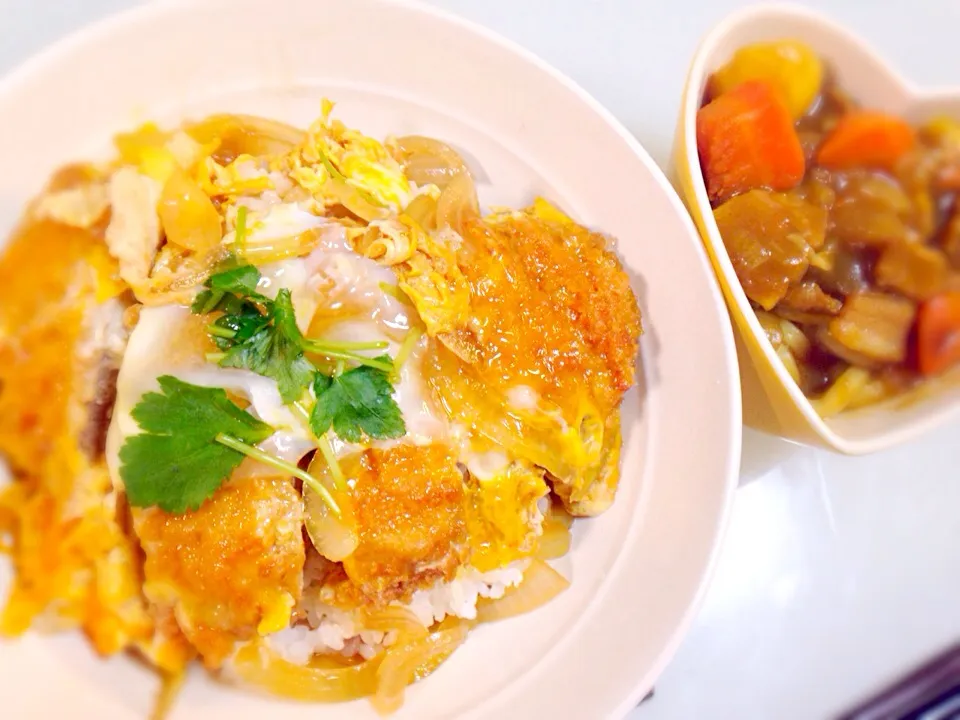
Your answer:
(185, 114), (304, 161)
(546, 499), (573, 529)
(393, 135), (469, 190)
(536, 517), (572, 561)
(403, 193), (438, 230)
(360, 606), (429, 645)
(303, 451), (358, 562)
(237, 228), (323, 264)
(232, 642), (380, 702)
(475, 560), (570, 624)
(435, 171), (480, 234)
(371, 621), (469, 715)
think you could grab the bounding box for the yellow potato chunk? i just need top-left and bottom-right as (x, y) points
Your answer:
(712, 40), (823, 119)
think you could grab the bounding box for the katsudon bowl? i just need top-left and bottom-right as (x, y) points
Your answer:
(0, 0), (741, 718)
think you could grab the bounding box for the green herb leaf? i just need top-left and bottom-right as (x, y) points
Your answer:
(119, 376), (273, 514)
(208, 263), (263, 298)
(191, 288), (225, 315)
(191, 263), (401, 411)
(192, 264), (315, 403)
(191, 261), (266, 314)
(220, 289), (315, 403)
(209, 301), (270, 349)
(310, 356), (406, 442)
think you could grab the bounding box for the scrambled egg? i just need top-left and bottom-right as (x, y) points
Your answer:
(0, 201), (186, 672)
(356, 216), (470, 336)
(464, 456), (548, 572)
(115, 122), (213, 184)
(292, 99), (411, 211)
(202, 154), (273, 198)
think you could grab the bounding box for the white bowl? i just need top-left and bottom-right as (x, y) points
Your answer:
(674, 2), (960, 455)
(0, 0), (741, 718)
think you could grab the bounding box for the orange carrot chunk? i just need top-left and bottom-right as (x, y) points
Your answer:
(816, 110), (916, 171)
(696, 80), (805, 204)
(917, 291), (960, 376)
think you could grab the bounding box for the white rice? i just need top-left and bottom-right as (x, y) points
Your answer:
(266, 606), (389, 663)
(403, 563), (526, 626)
(267, 559), (529, 665)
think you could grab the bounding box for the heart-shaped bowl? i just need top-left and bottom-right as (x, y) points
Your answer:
(673, 2), (960, 455)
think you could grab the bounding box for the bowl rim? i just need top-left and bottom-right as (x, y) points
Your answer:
(0, 0), (744, 717)
(680, 0), (960, 455)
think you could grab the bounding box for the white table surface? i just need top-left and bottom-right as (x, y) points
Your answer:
(4, 1), (960, 718)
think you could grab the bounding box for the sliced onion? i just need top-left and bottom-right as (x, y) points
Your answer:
(435, 171), (479, 234)
(304, 453), (358, 562)
(546, 498), (573, 529)
(371, 621), (470, 715)
(475, 560), (570, 624)
(186, 114), (304, 161)
(394, 135), (469, 189)
(360, 606), (429, 645)
(134, 243), (226, 306)
(327, 180), (388, 222)
(158, 170), (221, 253)
(232, 641), (379, 702)
(133, 272), (212, 306)
(403, 193), (438, 231)
(239, 228), (324, 265)
(536, 516), (571, 561)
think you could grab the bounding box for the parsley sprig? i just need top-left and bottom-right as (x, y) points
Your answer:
(117, 262), (416, 514)
(119, 376), (340, 515)
(192, 262), (393, 403)
(310, 358), (406, 443)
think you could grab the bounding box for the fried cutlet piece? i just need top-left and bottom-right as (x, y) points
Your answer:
(492, 213), (641, 407)
(424, 210), (641, 516)
(339, 444), (468, 605)
(134, 475), (305, 668)
(444, 211), (640, 415)
(486, 213), (641, 516)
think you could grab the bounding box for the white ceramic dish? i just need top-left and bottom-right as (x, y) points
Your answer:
(674, 2), (960, 455)
(0, 0), (741, 718)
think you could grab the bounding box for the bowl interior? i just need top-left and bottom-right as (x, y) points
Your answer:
(0, 0), (741, 718)
(678, 3), (960, 454)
